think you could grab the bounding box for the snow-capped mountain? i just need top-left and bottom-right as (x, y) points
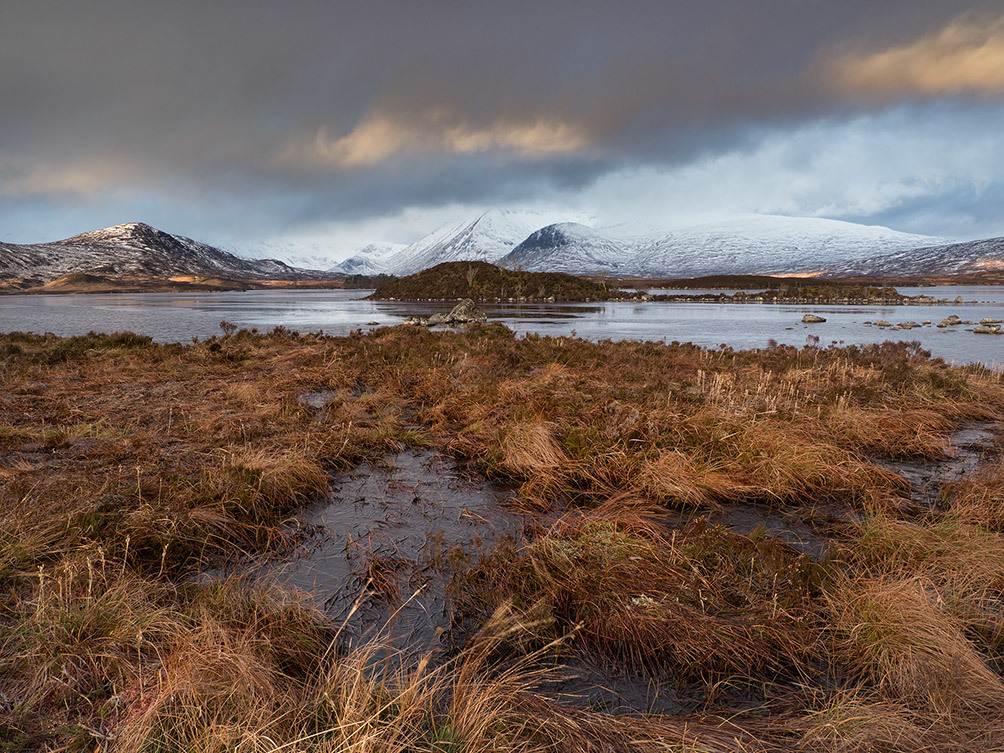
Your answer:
(382, 210), (544, 276)
(501, 223), (629, 274)
(498, 215), (949, 278)
(824, 236), (1004, 277)
(229, 239), (343, 272)
(628, 216), (948, 277)
(329, 242), (406, 275)
(0, 222), (334, 288)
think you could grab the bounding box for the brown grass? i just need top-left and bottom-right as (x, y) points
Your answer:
(457, 513), (825, 690)
(2, 327), (1004, 750)
(824, 577), (1004, 750)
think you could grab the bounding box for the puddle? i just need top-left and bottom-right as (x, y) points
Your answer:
(257, 450), (527, 657)
(705, 505), (831, 560)
(543, 658), (689, 715)
(876, 422), (1001, 507)
(297, 390), (337, 410)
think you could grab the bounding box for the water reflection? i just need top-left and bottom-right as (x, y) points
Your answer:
(1, 287), (1001, 368)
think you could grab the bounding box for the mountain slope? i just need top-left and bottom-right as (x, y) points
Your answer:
(383, 210), (542, 276)
(823, 236), (1004, 277)
(501, 223), (629, 274)
(329, 242), (407, 275)
(499, 215), (950, 278)
(626, 216), (948, 277)
(0, 222), (334, 288)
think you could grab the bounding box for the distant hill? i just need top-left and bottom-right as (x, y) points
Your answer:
(367, 261), (621, 302)
(0, 222), (339, 290)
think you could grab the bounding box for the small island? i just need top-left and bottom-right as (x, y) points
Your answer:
(368, 262), (967, 305)
(368, 260), (621, 301)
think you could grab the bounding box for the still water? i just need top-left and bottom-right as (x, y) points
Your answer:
(1, 287), (1001, 368)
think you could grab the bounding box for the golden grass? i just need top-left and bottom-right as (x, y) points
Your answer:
(458, 514), (824, 688)
(947, 456), (1004, 530)
(828, 576), (1004, 746)
(2, 328), (1004, 750)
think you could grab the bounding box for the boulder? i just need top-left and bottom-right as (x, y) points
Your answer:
(874, 320), (892, 327)
(802, 314), (826, 323)
(897, 321), (921, 329)
(937, 315), (962, 328)
(409, 299), (488, 328)
(446, 298), (488, 324)
(973, 324), (1002, 334)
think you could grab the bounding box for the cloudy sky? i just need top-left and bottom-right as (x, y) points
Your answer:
(3, 0), (1004, 258)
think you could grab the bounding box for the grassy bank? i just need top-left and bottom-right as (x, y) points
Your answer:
(1, 325), (1003, 750)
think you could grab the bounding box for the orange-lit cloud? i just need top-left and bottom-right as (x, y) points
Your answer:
(278, 110), (588, 170)
(832, 14), (1004, 96)
(0, 158), (139, 198)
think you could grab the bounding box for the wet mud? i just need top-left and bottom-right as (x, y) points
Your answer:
(876, 423), (1001, 507)
(248, 423), (999, 714)
(256, 450), (528, 657)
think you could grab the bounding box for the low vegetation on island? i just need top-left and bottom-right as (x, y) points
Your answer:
(2, 324), (1004, 751)
(368, 261), (622, 301)
(369, 263), (956, 305)
(651, 281), (907, 303)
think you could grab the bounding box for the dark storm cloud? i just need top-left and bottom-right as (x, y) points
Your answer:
(1, 0), (1002, 243)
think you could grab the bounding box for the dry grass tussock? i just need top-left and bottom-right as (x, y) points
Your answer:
(458, 513), (825, 687)
(826, 576), (1004, 749)
(2, 329), (1004, 750)
(946, 455), (1004, 530)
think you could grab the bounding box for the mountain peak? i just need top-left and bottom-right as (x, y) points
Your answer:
(3, 222), (334, 287)
(57, 221), (171, 247)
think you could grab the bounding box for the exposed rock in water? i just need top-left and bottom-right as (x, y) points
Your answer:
(446, 298), (487, 323)
(938, 315), (962, 328)
(407, 298), (488, 327)
(897, 321), (921, 329)
(973, 324), (1002, 334)
(801, 314), (826, 323)
(873, 320), (892, 327)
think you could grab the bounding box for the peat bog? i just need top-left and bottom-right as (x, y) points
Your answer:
(2, 323), (1004, 751)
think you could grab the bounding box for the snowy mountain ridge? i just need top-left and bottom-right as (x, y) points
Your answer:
(0, 222), (334, 288)
(381, 209), (550, 276)
(350, 212), (969, 278)
(500, 215), (952, 277)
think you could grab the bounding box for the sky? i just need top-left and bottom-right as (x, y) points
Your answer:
(3, 0), (1004, 259)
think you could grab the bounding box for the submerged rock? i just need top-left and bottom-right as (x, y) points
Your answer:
(802, 314), (826, 323)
